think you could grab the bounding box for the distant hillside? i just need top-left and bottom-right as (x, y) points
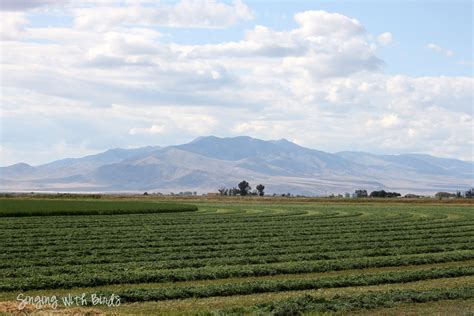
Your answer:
(1, 136), (472, 195)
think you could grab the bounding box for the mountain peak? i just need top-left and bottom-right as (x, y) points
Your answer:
(13, 162), (32, 167)
(270, 138), (294, 145)
(176, 135), (269, 161)
(3, 162), (34, 170)
(190, 135), (218, 143)
(190, 135), (297, 146)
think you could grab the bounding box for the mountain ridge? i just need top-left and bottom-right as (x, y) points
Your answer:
(1, 136), (472, 195)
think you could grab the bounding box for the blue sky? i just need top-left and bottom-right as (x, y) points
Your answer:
(0, 0), (472, 165)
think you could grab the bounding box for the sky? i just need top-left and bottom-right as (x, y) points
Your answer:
(0, 0), (472, 166)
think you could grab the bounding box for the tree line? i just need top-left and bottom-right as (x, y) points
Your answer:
(217, 183), (473, 199)
(354, 190), (401, 198)
(218, 181), (265, 196)
(355, 188), (473, 198)
(434, 188), (474, 199)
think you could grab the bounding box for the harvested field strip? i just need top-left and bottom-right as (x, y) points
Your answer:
(95, 266), (474, 302)
(4, 227), (474, 254)
(2, 234), (471, 266)
(2, 240), (473, 270)
(106, 276), (474, 315)
(3, 219), (473, 248)
(3, 217), (470, 243)
(0, 204), (463, 228)
(2, 259), (471, 301)
(0, 210), (461, 232)
(2, 251), (473, 291)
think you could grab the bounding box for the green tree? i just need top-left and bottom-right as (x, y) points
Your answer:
(238, 180), (251, 196)
(465, 188), (473, 198)
(354, 189), (368, 198)
(256, 184), (265, 196)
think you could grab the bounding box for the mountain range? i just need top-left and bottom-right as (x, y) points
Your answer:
(1, 136), (472, 195)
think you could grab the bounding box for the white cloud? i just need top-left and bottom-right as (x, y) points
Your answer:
(1, 5), (473, 165)
(180, 10), (383, 78)
(294, 10), (364, 37)
(129, 124), (165, 135)
(377, 32), (393, 46)
(74, 0), (254, 31)
(426, 43), (454, 57)
(366, 113), (401, 128)
(0, 0), (70, 11)
(0, 12), (28, 40)
(407, 128), (416, 139)
(111, 104), (218, 136)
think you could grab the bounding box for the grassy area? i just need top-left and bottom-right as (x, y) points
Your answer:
(0, 197), (472, 314)
(0, 199), (197, 216)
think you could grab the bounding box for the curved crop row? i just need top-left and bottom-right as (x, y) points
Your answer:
(3, 219), (472, 251)
(1, 214), (463, 242)
(100, 266), (474, 302)
(2, 251), (473, 291)
(2, 233), (471, 268)
(2, 240), (472, 272)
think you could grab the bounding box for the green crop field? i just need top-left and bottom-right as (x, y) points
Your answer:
(0, 199), (197, 216)
(0, 197), (473, 315)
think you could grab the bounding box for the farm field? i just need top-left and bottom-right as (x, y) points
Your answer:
(0, 197), (473, 315)
(0, 199), (197, 216)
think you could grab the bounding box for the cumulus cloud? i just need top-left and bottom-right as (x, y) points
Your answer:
(294, 10), (364, 37)
(74, 0), (254, 30)
(180, 10), (383, 78)
(426, 43), (454, 57)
